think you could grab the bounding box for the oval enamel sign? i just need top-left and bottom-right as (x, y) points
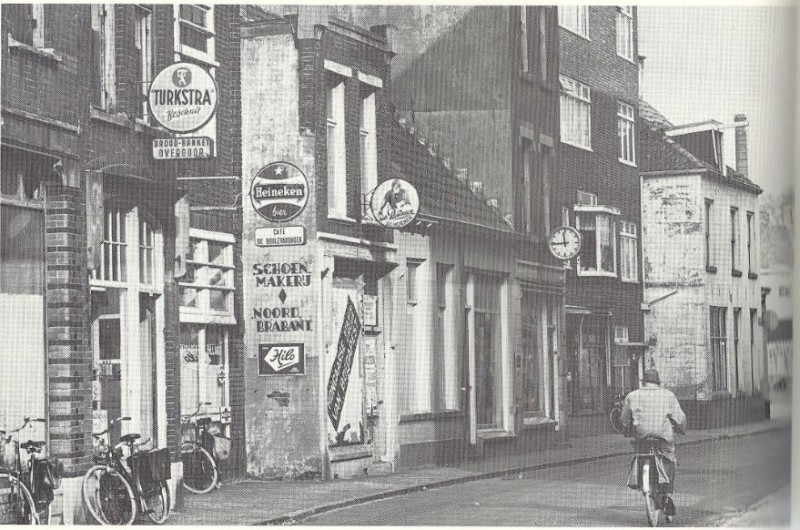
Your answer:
(369, 178), (420, 229)
(147, 62), (218, 133)
(250, 162), (309, 223)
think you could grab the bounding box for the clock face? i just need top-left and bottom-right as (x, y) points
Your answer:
(548, 226), (582, 261)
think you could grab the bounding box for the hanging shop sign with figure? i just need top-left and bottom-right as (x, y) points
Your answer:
(369, 178), (420, 229)
(148, 62), (218, 133)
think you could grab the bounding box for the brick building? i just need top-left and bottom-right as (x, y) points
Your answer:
(388, 6), (569, 456)
(639, 101), (767, 428)
(553, 6), (646, 435)
(1, 3), (261, 521)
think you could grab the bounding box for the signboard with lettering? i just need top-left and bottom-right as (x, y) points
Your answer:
(152, 137), (214, 160)
(250, 162), (309, 223)
(363, 295), (378, 327)
(259, 344), (305, 375)
(255, 226), (306, 247)
(147, 62), (218, 133)
(369, 178), (420, 229)
(326, 297), (362, 432)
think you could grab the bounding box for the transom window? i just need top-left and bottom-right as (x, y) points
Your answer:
(180, 229), (235, 321)
(560, 75), (591, 149)
(616, 6), (634, 62)
(576, 190), (597, 206)
(618, 102), (636, 165)
(558, 5), (589, 38)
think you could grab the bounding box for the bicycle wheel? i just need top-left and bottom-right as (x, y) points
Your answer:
(142, 480), (171, 524)
(6, 475), (37, 524)
(609, 407), (624, 433)
(34, 500), (51, 525)
(82, 465), (136, 525)
(641, 463), (662, 527)
(181, 445), (218, 494)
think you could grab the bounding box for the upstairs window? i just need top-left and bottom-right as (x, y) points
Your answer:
(576, 212), (616, 276)
(560, 76), (591, 150)
(616, 6), (634, 62)
(746, 211), (756, 275)
(326, 78), (347, 219)
(620, 221), (638, 282)
(520, 7), (529, 72)
(539, 10), (548, 81)
(731, 206), (740, 274)
(558, 5), (589, 38)
(7, 4), (44, 47)
(180, 230), (235, 320)
(91, 4), (116, 111)
(705, 199), (715, 271)
(134, 5), (153, 120)
(618, 102), (636, 165)
(360, 91), (378, 221)
(177, 4), (215, 65)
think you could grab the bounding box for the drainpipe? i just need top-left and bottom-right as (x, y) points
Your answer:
(760, 287), (771, 418)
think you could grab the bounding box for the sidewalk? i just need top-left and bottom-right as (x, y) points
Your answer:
(168, 419), (790, 526)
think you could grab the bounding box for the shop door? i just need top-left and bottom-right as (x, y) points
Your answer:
(325, 273), (365, 448)
(92, 290), (123, 442)
(139, 294), (158, 442)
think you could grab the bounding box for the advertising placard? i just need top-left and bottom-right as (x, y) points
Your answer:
(250, 162), (309, 223)
(259, 344), (305, 375)
(152, 137), (214, 160)
(326, 297), (362, 432)
(255, 226), (306, 247)
(369, 178), (420, 229)
(147, 62), (218, 133)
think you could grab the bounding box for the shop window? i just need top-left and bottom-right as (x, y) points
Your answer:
(134, 5), (153, 120)
(521, 292), (544, 417)
(176, 4), (215, 65)
(360, 90), (378, 221)
(0, 205), (44, 295)
(180, 229), (235, 321)
(611, 326), (632, 393)
(616, 6), (634, 62)
(99, 207), (128, 284)
(710, 306), (728, 392)
(749, 309), (757, 392)
(473, 273), (503, 429)
(138, 216), (155, 286)
(558, 5), (589, 38)
(1, 146), (54, 201)
(327, 77), (347, 219)
(619, 221), (638, 282)
(434, 263), (457, 410)
(180, 324), (231, 430)
(560, 75), (591, 149)
(733, 308), (741, 392)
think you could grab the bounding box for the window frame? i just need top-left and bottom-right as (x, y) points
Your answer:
(326, 77), (349, 221)
(575, 210), (617, 277)
(619, 220), (638, 282)
(520, 6), (529, 73)
(731, 206), (741, 275)
(710, 306), (728, 393)
(134, 4), (153, 121)
(179, 324), (232, 431)
(746, 211), (756, 276)
(359, 90), (378, 223)
(174, 4), (217, 67)
(179, 228), (236, 324)
(616, 6), (635, 63)
(91, 4), (117, 112)
(617, 101), (636, 166)
(557, 5), (589, 39)
(733, 307), (741, 392)
(539, 10), (548, 81)
(559, 75), (592, 150)
(705, 198), (716, 272)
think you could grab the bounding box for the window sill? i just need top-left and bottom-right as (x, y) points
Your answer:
(748, 272), (759, 280)
(399, 410), (463, 424)
(577, 271), (618, 278)
(327, 214), (357, 225)
(7, 34), (62, 63)
(618, 158), (637, 168)
(90, 106), (133, 129)
(617, 53), (636, 64)
(621, 278), (639, 284)
(178, 45), (220, 68)
(706, 265), (718, 274)
(558, 25), (591, 42)
(560, 139), (593, 152)
(732, 269), (743, 278)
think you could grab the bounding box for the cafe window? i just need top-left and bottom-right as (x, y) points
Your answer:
(473, 273), (504, 429)
(180, 229), (235, 322)
(180, 324), (231, 427)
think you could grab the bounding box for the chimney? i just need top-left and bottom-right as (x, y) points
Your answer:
(734, 114), (748, 178)
(297, 5), (328, 39)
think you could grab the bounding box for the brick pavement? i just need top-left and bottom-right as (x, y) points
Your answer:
(168, 418), (789, 525)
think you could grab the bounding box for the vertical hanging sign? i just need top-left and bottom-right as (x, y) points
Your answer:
(326, 297), (361, 431)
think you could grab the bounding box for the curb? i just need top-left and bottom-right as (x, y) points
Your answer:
(257, 422), (789, 525)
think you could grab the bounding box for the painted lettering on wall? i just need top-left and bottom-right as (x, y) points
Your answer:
(252, 261), (311, 288)
(326, 297), (361, 431)
(253, 306), (312, 332)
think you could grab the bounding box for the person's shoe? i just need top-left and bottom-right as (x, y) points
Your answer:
(664, 496), (676, 517)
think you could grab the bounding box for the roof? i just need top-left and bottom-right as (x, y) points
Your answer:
(390, 119), (512, 233)
(638, 100), (762, 195)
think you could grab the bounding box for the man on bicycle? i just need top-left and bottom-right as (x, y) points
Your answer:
(620, 368), (687, 519)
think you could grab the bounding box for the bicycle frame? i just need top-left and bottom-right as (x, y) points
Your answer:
(0, 417), (49, 523)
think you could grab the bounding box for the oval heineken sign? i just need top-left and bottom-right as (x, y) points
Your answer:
(148, 62), (218, 133)
(250, 162), (309, 223)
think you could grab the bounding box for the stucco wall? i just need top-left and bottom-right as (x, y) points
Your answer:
(240, 30), (322, 478)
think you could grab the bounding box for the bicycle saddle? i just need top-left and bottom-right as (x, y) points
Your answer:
(119, 433), (141, 444)
(20, 440), (45, 452)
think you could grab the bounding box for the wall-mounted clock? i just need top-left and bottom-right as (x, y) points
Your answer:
(548, 226), (582, 261)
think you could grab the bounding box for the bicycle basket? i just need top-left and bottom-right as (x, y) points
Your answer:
(212, 435), (231, 461)
(0, 439), (15, 469)
(32, 460), (55, 502)
(129, 448), (171, 484)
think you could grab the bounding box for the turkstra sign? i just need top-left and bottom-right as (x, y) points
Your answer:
(148, 62), (218, 134)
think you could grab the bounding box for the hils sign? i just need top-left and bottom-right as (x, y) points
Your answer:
(259, 344), (305, 375)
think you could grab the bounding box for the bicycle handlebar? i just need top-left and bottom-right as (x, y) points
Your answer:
(183, 402), (213, 424)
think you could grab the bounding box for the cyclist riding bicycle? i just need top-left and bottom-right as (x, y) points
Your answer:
(620, 368), (686, 520)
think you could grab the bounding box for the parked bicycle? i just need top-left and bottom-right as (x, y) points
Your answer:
(0, 416), (61, 525)
(81, 416), (171, 525)
(181, 402), (224, 494)
(609, 391), (627, 434)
